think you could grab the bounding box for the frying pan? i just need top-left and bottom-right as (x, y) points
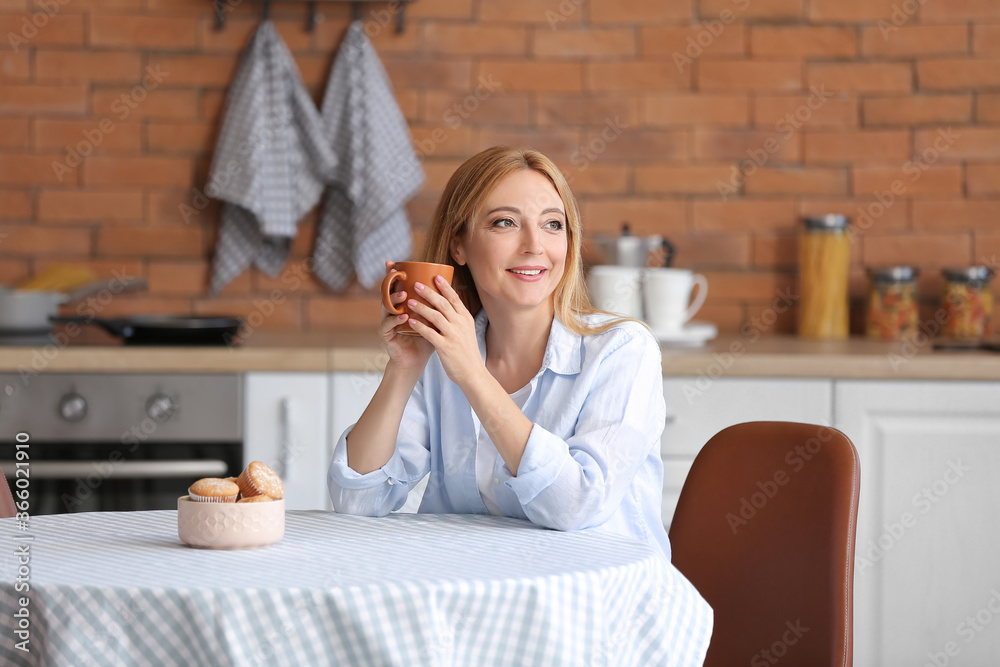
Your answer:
(0, 278), (147, 333)
(50, 316), (244, 346)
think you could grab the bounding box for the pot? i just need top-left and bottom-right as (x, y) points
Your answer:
(0, 278), (147, 333)
(591, 223), (675, 268)
(50, 315), (244, 346)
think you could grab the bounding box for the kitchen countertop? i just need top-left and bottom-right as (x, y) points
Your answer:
(1, 327), (999, 380)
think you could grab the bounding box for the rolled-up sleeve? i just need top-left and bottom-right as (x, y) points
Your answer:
(328, 378), (432, 516)
(504, 329), (665, 531)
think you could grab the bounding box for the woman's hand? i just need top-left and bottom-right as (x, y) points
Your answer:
(406, 275), (484, 389)
(380, 261), (433, 373)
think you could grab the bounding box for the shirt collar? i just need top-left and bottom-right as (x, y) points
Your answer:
(474, 308), (582, 377)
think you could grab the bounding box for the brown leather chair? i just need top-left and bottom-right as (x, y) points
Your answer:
(668, 422), (860, 667)
(0, 465), (16, 519)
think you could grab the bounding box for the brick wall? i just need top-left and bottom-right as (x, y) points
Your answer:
(1, 0), (998, 335)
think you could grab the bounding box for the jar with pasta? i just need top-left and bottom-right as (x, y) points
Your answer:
(799, 215), (850, 339)
(941, 267), (994, 340)
(866, 266), (919, 340)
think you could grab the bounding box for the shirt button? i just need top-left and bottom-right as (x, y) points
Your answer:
(493, 477), (499, 485)
(387, 478), (395, 485)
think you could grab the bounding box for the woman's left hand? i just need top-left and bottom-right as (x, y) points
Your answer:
(406, 276), (483, 389)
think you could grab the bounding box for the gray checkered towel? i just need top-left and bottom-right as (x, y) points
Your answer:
(313, 21), (425, 291)
(208, 21), (337, 294)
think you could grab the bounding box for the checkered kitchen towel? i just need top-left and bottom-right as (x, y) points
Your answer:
(313, 21), (425, 291)
(208, 21), (337, 294)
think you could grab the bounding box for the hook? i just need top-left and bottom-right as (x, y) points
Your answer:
(261, 0), (271, 20)
(352, 2), (362, 22)
(306, 1), (317, 31)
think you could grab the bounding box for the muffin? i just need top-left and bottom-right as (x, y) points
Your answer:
(188, 478), (239, 503)
(237, 461), (284, 500)
(237, 495), (273, 503)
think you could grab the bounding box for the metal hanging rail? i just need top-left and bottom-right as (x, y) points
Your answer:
(213, 0), (417, 34)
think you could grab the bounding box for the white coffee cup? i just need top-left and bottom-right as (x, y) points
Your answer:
(587, 266), (644, 320)
(643, 268), (708, 333)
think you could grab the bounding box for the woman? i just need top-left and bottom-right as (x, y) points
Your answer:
(328, 146), (672, 560)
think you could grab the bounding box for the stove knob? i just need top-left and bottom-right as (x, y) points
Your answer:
(58, 393), (88, 422)
(146, 394), (175, 422)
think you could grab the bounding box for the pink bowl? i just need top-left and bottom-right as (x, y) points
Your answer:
(177, 496), (285, 549)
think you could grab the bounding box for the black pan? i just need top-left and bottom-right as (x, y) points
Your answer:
(51, 316), (244, 346)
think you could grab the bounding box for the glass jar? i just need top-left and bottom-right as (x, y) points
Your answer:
(866, 266), (919, 340)
(799, 215), (850, 339)
(941, 266), (994, 340)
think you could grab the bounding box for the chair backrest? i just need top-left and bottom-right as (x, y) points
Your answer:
(0, 465), (16, 519)
(668, 421), (860, 667)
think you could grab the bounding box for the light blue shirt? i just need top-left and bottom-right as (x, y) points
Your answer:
(328, 309), (672, 560)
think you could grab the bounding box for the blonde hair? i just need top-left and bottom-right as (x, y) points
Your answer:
(419, 146), (636, 336)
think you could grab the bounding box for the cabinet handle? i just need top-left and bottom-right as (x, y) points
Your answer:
(278, 397), (292, 479)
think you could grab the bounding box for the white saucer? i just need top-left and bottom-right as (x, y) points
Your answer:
(653, 321), (718, 347)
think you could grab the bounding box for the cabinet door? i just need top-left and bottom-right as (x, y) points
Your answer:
(661, 378), (833, 527)
(244, 373), (329, 510)
(835, 381), (1000, 667)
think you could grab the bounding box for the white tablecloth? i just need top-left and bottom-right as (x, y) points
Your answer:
(0, 511), (711, 666)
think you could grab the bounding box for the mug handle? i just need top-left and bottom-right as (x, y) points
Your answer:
(380, 270), (407, 315)
(684, 274), (708, 323)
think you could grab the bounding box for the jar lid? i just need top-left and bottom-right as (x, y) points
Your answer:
(802, 214), (849, 230)
(867, 266), (919, 283)
(942, 266), (995, 285)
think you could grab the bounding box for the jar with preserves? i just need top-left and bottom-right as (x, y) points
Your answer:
(941, 267), (994, 340)
(799, 215), (850, 339)
(866, 266), (919, 340)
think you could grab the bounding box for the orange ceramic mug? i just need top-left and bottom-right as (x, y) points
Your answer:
(380, 261), (455, 336)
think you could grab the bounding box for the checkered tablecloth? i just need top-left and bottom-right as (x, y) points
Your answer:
(0, 512), (712, 666)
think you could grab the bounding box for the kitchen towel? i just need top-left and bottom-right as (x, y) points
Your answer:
(208, 21), (337, 294)
(313, 21), (425, 291)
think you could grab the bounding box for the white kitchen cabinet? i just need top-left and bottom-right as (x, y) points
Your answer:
(660, 378), (834, 528)
(835, 381), (1000, 667)
(244, 373), (330, 510)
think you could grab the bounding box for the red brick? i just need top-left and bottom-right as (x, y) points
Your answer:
(966, 164), (1000, 195)
(0, 50), (29, 82)
(745, 167), (848, 196)
(83, 296), (194, 320)
(853, 165), (963, 197)
(0, 13), (83, 47)
(863, 95), (972, 126)
(146, 122), (216, 153)
(473, 128), (581, 164)
(700, 0), (802, 20)
(199, 90), (227, 120)
(591, 0), (692, 22)
(97, 227), (204, 258)
(808, 0), (903, 21)
(0, 118), (27, 150)
(194, 297), (302, 330)
(751, 27), (856, 58)
(0, 189), (31, 219)
(0, 260), (30, 286)
(635, 165), (736, 195)
(425, 91), (531, 127)
(33, 119), (141, 153)
(692, 200), (797, 231)
(973, 25), (1000, 55)
(701, 270), (795, 302)
(536, 95), (637, 127)
(146, 55), (239, 87)
(754, 93), (858, 129)
(91, 89), (198, 121)
(919, 59), (1000, 90)
(974, 234), (1000, 266)
(799, 198), (910, 233)
(694, 129), (800, 162)
(476, 61), (580, 93)
(38, 190), (143, 223)
(384, 57), (472, 90)
(808, 63), (912, 94)
(578, 129), (688, 163)
(803, 131), (910, 164)
(864, 233), (971, 267)
(862, 25), (969, 57)
(82, 157), (192, 188)
(979, 94), (1000, 122)
(699, 61), (802, 92)
(35, 51), (142, 83)
(921, 0), (1000, 21)
(0, 154), (72, 185)
(198, 18), (259, 53)
(915, 127), (1000, 161)
(91, 16), (199, 48)
(586, 61), (690, 92)
(0, 224), (91, 255)
(147, 190), (220, 227)
(409, 125), (473, 158)
(753, 232), (797, 268)
(424, 24), (527, 56)
(555, 164), (628, 196)
(148, 261), (251, 296)
(0, 84), (86, 114)
(533, 27), (635, 58)
(665, 234), (751, 268)
(580, 198), (687, 236)
(307, 297), (378, 329)
(643, 94), (749, 126)
(479, 0), (577, 23)
(640, 24), (745, 60)
(913, 199), (1000, 231)
(252, 264), (327, 295)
